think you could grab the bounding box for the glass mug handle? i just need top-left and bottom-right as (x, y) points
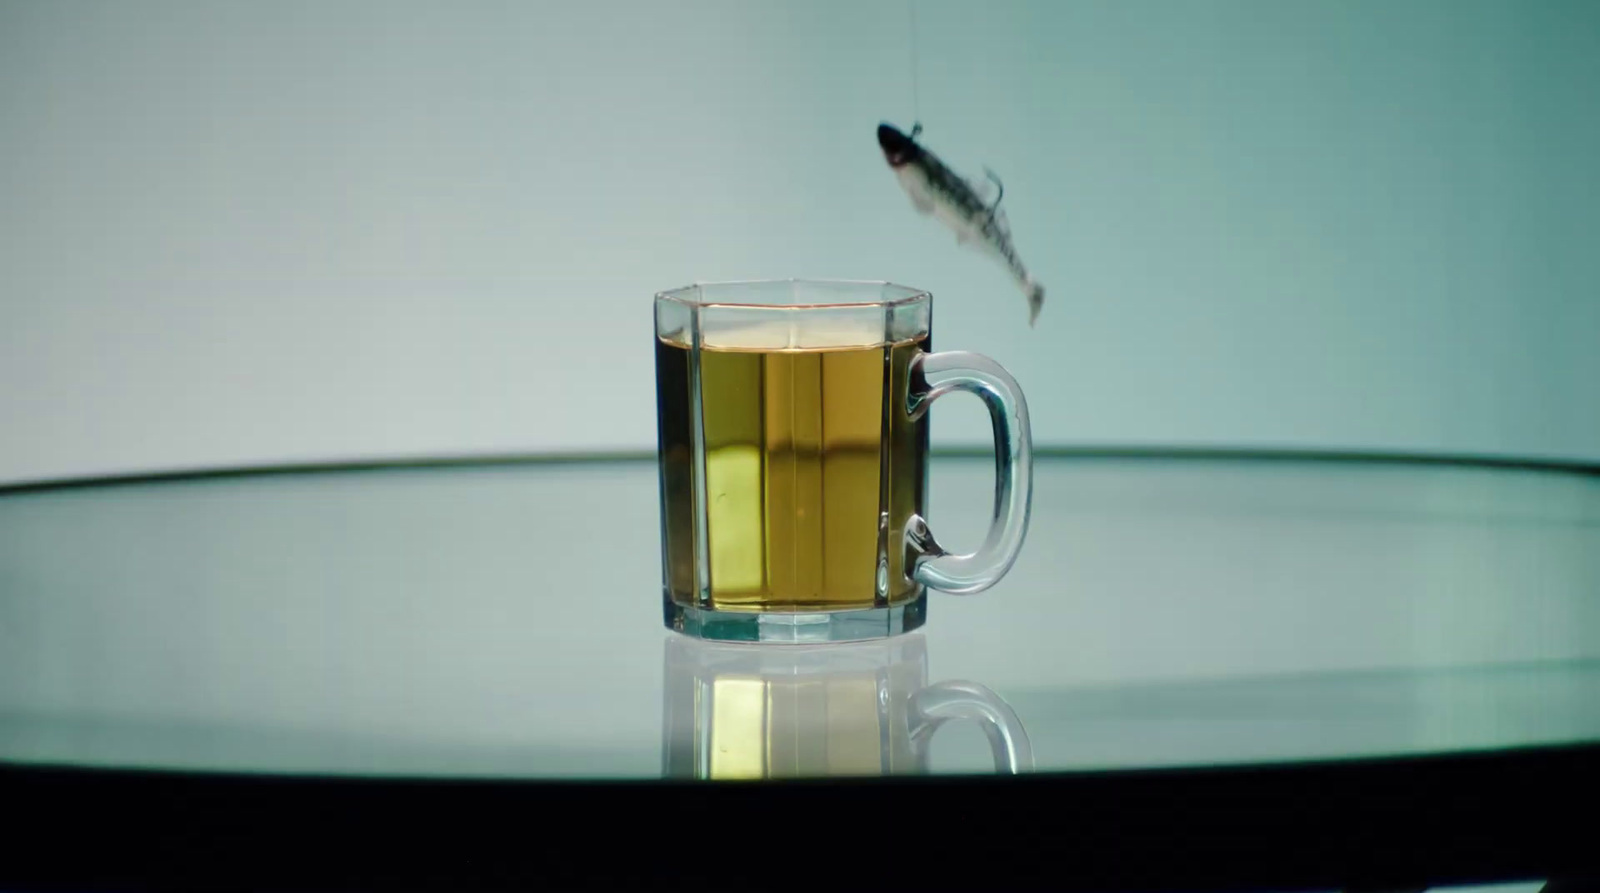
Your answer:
(909, 680), (1035, 773)
(906, 350), (1034, 595)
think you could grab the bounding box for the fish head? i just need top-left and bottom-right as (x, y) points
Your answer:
(877, 123), (919, 168)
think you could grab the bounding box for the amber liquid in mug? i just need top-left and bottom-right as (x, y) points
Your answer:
(656, 334), (930, 611)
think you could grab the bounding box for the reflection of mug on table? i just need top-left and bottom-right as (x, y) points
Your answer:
(654, 280), (1033, 643)
(661, 634), (1032, 780)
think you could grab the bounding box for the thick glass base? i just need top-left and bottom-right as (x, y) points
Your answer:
(664, 591), (927, 643)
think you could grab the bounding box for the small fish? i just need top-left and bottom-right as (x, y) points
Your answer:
(877, 122), (1045, 325)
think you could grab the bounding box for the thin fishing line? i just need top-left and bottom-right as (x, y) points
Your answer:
(908, 0), (920, 126)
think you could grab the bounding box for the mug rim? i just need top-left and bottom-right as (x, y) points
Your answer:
(655, 278), (930, 310)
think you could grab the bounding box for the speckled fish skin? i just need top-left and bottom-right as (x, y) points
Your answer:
(877, 122), (1045, 326)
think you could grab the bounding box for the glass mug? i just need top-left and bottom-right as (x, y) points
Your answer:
(661, 634), (1032, 779)
(655, 279), (1032, 643)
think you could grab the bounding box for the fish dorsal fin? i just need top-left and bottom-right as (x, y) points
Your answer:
(967, 172), (1000, 208)
(967, 166), (1004, 208)
(985, 203), (1012, 240)
(965, 166), (1012, 238)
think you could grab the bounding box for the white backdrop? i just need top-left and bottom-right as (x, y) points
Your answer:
(3, 0), (1597, 485)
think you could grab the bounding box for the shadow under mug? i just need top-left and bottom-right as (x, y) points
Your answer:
(655, 280), (1033, 643)
(661, 633), (1032, 780)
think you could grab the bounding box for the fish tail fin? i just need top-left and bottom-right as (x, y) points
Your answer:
(1026, 279), (1045, 326)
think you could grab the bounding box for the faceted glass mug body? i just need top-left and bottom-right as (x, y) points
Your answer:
(655, 280), (1032, 643)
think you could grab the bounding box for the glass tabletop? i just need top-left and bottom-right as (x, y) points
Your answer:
(2, 452), (1597, 782)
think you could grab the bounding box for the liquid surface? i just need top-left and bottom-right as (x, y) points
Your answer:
(655, 336), (929, 610)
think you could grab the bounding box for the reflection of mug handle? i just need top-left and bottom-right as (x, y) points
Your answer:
(909, 680), (1034, 774)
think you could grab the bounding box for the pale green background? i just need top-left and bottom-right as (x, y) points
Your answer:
(3, 0), (1597, 484)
